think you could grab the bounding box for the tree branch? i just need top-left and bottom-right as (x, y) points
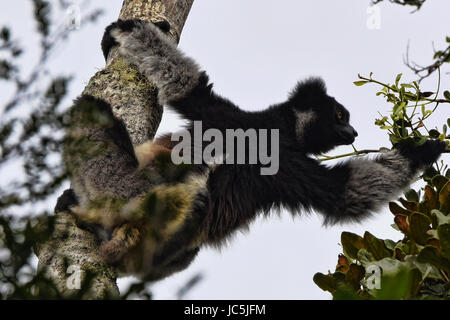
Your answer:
(35, 0), (194, 299)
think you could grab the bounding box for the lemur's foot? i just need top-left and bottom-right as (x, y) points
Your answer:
(55, 189), (78, 213)
(153, 20), (171, 34)
(99, 223), (142, 263)
(101, 19), (171, 61)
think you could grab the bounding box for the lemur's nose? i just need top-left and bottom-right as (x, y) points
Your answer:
(353, 129), (358, 137)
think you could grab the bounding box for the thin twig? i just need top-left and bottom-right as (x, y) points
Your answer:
(318, 149), (381, 162)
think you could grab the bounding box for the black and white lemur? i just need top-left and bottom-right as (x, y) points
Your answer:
(58, 19), (446, 279)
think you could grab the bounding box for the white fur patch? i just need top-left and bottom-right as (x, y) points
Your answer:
(294, 110), (315, 141)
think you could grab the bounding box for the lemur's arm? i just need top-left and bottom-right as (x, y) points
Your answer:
(202, 140), (445, 243)
(106, 20), (243, 127)
(281, 141), (445, 225)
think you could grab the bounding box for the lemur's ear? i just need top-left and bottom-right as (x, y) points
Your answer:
(153, 20), (171, 34)
(289, 77), (327, 103)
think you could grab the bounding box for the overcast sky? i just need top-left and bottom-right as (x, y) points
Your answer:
(1, 0), (449, 299)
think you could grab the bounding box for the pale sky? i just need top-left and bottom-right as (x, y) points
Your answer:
(0, 0), (449, 299)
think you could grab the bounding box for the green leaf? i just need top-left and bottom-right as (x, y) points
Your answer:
(395, 214), (409, 235)
(420, 91), (434, 98)
(374, 267), (422, 300)
(423, 166), (439, 183)
(404, 255), (443, 280)
(389, 202), (410, 216)
(389, 134), (402, 145)
(431, 209), (450, 227)
(332, 286), (362, 300)
(409, 212), (431, 245)
(363, 231), (392, 260)
(393, 103), (402, 116)
(345, 264), (365, 291)
(341, 232), (365, 260)
(357, 249), (375, 266)
(431, 175), (448, 192)
(404, 189), (419, 202)
(444, 90), (450, 101)
(423, 185), (438, 213)
(439, 181), (450, 213)
(417, 246), (450, 274)
(437, 224), (450, 260)
(399, 198), (419, 212)
(395, 73), (402, 86)
(313, 273), (338, 293)
(433, 51), (443, 59)
(354, 81), (369, 86)
(383, 239), (397, 251)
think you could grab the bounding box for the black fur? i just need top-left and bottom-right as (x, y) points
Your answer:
(395, 138), (447, 172)
(103, 18), (446, 243)
(101, 19), (170, 61)
(153, 20), (171, 34)
(55, 188), (78, 213)
(166, 75), (356, 240)
(167, 74), (444, 241)
(60, 20), (447, 278)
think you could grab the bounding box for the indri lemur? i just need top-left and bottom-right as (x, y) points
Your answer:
(59, 19), (446, 279)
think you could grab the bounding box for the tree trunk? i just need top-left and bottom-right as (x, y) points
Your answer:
(35, 0), (194, 299)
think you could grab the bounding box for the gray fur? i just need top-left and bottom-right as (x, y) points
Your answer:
(294, 110), (315, 143)
(327, 150), (414, 224)
(112, 21), (201, 105)
(66, 131), (154, 212)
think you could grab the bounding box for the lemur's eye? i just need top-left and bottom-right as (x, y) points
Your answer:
(337, 112), (343, 120)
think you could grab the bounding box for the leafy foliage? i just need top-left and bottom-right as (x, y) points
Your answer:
(0, 1), (202, 300)
(314, 72), (449, 299)
(314, 174), (450, 299)
(357, 72), (450, 149)
(0, 0), (103, 299)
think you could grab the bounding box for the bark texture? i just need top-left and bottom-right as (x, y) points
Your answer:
(35, 0), (194, 299)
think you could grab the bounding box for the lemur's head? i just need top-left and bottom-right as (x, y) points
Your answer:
(288, 77), (358, 154)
